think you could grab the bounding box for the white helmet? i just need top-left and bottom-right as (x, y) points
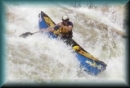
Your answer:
(62, 15), (69, 21)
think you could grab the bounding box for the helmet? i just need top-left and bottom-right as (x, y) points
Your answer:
(73, 46), (80, 51)
(62, 15), (69, 21)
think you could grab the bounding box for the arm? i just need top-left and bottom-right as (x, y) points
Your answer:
(47, 25), (58, 32)
(60, 22), (73, 31)
(60, 25), (73, 31)
(48, 22), (61, 32)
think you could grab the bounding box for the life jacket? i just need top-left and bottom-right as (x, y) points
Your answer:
(60, 21), (73, 38)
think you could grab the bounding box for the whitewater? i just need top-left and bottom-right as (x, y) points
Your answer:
(4, 2), (127, 85)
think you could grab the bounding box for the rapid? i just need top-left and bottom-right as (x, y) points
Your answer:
(4, 2), (127, 85)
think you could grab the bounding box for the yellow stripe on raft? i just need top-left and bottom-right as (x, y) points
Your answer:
(73, 46), (98, 61)
(43, 16), (55, 26)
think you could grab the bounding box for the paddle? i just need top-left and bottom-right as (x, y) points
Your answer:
(19, 25), (59, 38)
(19, 30), (43, 38)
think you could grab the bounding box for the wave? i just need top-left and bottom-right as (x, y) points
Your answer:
(5, 3), (126, 84)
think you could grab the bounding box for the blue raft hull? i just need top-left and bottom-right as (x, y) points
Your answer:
(38, 11), (107, 75)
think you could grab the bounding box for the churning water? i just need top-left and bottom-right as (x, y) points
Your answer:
(4, 2), (127, 85)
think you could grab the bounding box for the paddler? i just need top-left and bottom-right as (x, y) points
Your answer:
(49, 15), (74, 45)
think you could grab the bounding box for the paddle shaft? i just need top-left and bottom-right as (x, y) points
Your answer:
(31, 28), (50, 35)
(32, 26), (55, 34)
(32, 30), (43, 35)
(20, 25), (57, 38)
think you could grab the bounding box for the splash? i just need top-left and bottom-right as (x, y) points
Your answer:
(5, 3), (126, 84)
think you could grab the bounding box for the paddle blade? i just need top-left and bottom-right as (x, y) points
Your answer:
(19, 32), (33, 38)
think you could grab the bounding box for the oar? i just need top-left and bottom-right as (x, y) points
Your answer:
(19, 25), (57, 38)
(19, 30), (43, 38)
